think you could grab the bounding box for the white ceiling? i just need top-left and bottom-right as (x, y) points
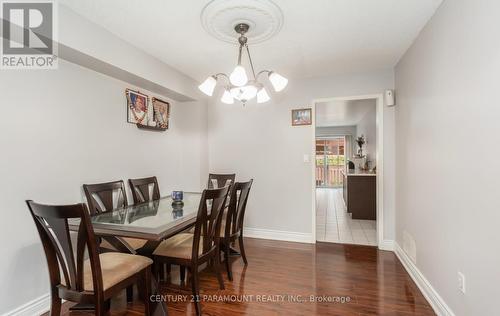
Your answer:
(60, 0), (442, 82)
(316, 99), (375, 127)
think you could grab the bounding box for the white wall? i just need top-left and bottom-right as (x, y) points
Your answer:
(0, 60), (207, 314)
(355, 100), (377, 166)
(208, 70), (395, 241)
(395, 0), (500, 315)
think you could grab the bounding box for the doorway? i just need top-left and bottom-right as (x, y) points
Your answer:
(312, 94), (383, 247)
(315, 137), (345, 188)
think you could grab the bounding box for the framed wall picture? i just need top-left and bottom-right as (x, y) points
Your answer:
(126, 89), (149, 125)
(152, 97), (170, 129)
(291, 108), (312, 126)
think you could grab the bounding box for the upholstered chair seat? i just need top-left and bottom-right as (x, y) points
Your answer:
(61, 252), (153, 291)
(153, 233), (203, 260)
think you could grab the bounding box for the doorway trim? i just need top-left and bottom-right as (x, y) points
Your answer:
(311, 94), (385, 248)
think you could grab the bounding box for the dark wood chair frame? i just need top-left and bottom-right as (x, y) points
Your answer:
(82, 180), (136, 301)
(26, 200), (152, 316)
(128, 176), (161, 205)
(83, 180), (128, 215)
(220, 179), (253, 280)
(207, 173), (236, 189)
(128, 176), (174, 279)
(153, 186), (230, 316)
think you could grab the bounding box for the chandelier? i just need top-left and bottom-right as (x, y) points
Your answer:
(198, 23), (288, 104)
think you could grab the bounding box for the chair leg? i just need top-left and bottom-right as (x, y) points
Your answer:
(238, 235), (248, 265)
(214, 246), (225, 290)
(126, 285), (133, 303)
(142, 267), (152, 316)
(180, 266), (186, 284)
(190, 267), (202, 316)
(224, 243), (233, 281)
(49, 294), (61, 316)
(159, 263), (165, 281)
(95, 298), (108, 316)
(153, 260), (160, 281)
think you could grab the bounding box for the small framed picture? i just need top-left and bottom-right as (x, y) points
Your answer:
(126, 89), (149, 125)
(291, 108), (312, 126)
(152, 97), (170, 129)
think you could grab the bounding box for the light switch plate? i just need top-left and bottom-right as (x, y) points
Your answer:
(458, 272), (466, 294)
(303, 154), (310, 163)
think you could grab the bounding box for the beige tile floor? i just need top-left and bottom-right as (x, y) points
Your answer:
(316, 188), (377, 246)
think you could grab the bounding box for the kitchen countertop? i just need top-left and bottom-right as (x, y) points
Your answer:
(342, 169), (377, 176)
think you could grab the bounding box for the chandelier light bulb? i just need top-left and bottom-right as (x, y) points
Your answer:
(229, 65), (248, 87)
(268, 72), (288, 92)
(198, 76), (217, 96)
(221, 89), (234, 104)
(257, 87), (270, 103)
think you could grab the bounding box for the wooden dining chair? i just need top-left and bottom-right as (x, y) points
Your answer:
(128, 176), (171, 279)
(220, 180), (253, 280)
(26, 200), (153, 316)
(83, 180), (148, 302)
(83, 180), (128, 215)
(128, 176), (161, 204)
(83, 180), (147, 251)
(207, 173), (235, 189)
(153, 186), (230, 316)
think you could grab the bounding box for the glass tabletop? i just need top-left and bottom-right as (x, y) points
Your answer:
(90, 192), (202, 240)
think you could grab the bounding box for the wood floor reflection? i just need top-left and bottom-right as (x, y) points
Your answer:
(49, 238), (435, 315)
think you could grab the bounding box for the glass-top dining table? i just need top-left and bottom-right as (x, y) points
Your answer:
(91, 192), (201, 239)
(68, 192), (204, 316)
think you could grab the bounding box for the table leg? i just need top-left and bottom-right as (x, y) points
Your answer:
(150, 275), (169, 316)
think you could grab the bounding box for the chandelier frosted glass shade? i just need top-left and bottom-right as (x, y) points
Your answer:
(198, 23), (287, 104)
(229, 65), (248, 87)
(198, 76), (217, 96)
(221, 89), (234, 104)
(268, 72), (288, 92)
(257, 87), (270, 103)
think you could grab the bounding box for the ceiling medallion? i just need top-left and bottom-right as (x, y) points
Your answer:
(198, 23), (288, 105)
(200, 0), (284, 44)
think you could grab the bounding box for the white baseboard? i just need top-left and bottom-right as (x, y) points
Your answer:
(394, 243), (455, 316)
(243, 227), (314, 244)
(2, 294), (50, 316)
(378, 239), (395, 251)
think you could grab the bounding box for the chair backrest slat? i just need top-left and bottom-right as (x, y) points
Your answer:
(207, 173), (235, 189)
(26, 201), (102, 293)
(83, 180), (128, 215)
(225, 180), (253, 238)
(192, 186), (230, 261)
(128, 176), (161, 204)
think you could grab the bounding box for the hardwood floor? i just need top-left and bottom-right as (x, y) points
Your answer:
(48, 238), (435, 315)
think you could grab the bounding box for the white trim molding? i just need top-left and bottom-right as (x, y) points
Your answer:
(244, 227), (314, 244)
(2, 294), (50, 316)
(394, 243), (455, 316)
(378, 239), (395, 251)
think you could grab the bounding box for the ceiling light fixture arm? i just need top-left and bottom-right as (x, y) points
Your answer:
(245, 44), (257, 80)
(256, 70), (272, 79)
(214, 73), (229, 80)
